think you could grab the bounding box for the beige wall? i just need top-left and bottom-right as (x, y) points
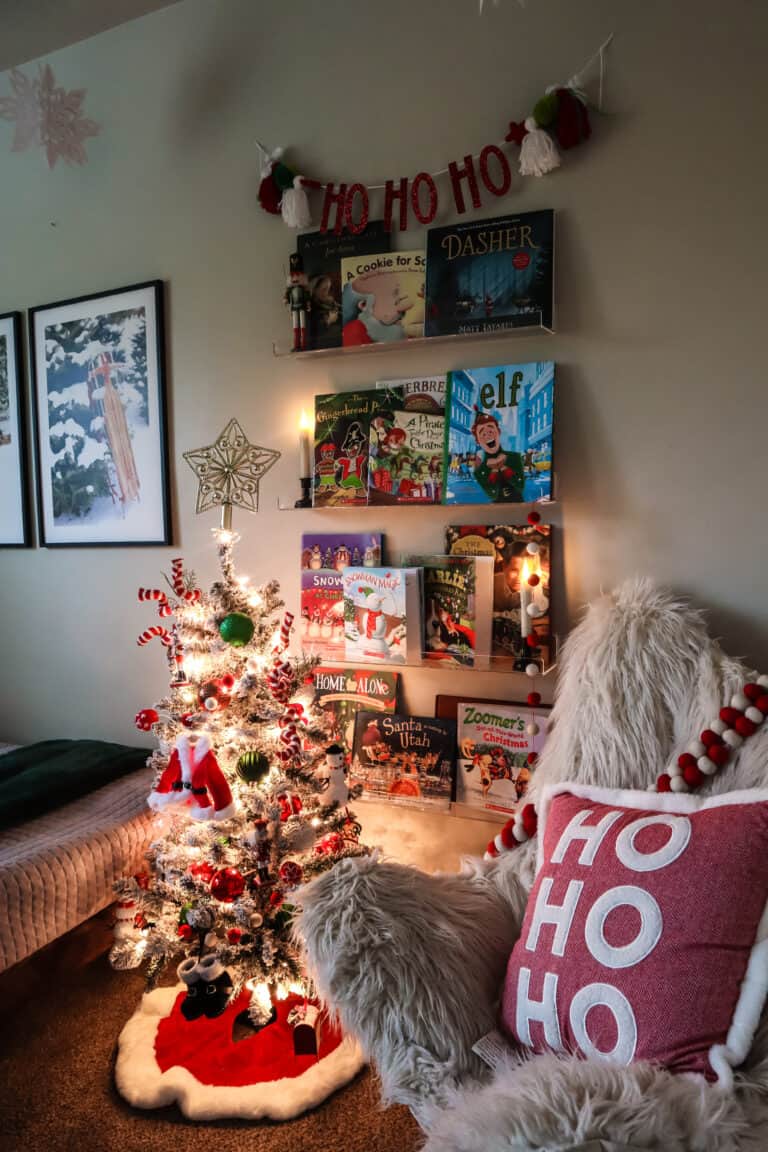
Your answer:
(1, 0), (766, 868)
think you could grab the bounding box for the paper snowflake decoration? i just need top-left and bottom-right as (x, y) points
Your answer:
(183, 419), (281, 517)
(0, 63), (100, 168)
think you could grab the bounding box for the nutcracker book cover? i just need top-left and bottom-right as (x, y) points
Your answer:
(297, 222), (391, 350)
(424, 209), (554, 337)
(444, 361), (555, 505)
(341, 251), (426, 346)
(312, 390), (378, 507)
(351, 711), (456, 809)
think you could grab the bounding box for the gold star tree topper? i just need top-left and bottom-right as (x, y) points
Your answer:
(183, 418), (281, 528)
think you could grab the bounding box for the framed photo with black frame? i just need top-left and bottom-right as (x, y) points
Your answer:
(29, 280), (171, 547)
(0, 311), (32, 547)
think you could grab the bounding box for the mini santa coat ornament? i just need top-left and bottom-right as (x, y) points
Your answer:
(147, 734), (236, 821)
(316, 743), (349, 807)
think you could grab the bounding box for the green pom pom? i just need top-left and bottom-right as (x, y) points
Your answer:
(218, 612), (255, 647)
(237, 750), (270, 784)
(273, 162), (296, 191)
(533, 91), (559, 129)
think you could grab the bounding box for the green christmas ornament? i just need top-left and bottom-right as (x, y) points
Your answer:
(237, 749), (271, 784)
(533, 90), (560, 128)
(218, 612), (255, 647)
(273, 161), (296, 191)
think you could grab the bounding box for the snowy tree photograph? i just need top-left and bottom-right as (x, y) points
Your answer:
(30, 282), (170, 546)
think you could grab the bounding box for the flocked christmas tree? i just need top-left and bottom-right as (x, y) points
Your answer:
(111, 523), (368, 1028)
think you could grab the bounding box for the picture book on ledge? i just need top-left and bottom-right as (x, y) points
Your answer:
(312, 665), (399, 755)
(445, 523), (551, 669)
(313, 390), (378, 507)
(343, 566), (422, 665)
(406, 553), (494, 668)
(341, 251), (426, 346)
(300, 532), (383, 658)
(424, 209), (554, 338)
(351, 711), (456, 809)
(455, 700), (549, 819)
(297, 221), (391, 351)
(444, 361), (554, 505)
(368, 381), (445, 505)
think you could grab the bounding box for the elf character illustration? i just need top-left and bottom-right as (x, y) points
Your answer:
(284, 252), (311, 351)
(470, 409), (525, 502)
(147, 733), (236, 822)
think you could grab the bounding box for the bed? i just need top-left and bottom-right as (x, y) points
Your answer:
(0, 741), (154, 972)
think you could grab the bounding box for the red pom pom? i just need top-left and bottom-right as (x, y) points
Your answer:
(527, 692), (542, 707)
(744, 683), (763, 702)
(177, 923), (193, 941)
(735, 716), (758, 738)
(527, 573), (540, 587)
(500, 822), (517, 850)
(657, 774), (672, 792)
(708, 744), (730, 767)
(683, 763), (704, 788)
(527, 751), (538, 766)
(269, 890), (284, 907)
(526, 633), (539, 648)
(258, 171), (282, 214)
(527, 510), (541, 525)
(554, 87), (592, 149)
(219, 673), (235, 691)
(677, 752), (698, 770)
(505, 120), (528, 146)
(226, 927), (242, 944)
(486, 839), (500, 858)
(521, 803), (538, 838)
(720, 706), (741, 726)
(756, 695), (768, 715)
(701, 729), (722, 748)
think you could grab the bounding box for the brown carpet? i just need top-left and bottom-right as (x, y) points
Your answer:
(0, 951), (422, 1152)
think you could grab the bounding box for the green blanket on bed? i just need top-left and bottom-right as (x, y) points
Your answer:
(0, 739), (149, 832)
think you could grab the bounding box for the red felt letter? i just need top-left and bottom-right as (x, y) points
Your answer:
(320, 183), (348, 235)
(344, 183), (370, 235)
(384, 178), (409, 232)
(479, 144), (512, 198)
(410, 171), (438, 224)
(448, 155), (481, 215)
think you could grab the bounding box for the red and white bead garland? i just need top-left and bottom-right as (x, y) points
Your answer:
(657, 676), (768, 794)
(484, 675), (768, 862)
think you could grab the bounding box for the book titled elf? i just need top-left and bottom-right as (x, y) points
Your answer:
(407, 553), (494, 668)
(312, 665), (399, 755)
(342, 566), (422, 665)
(341, 251), (426, 346)
(368, 384), (445, 505)
(300, 533), (383, 658)
(351, 711), (456, 809)
(456, 700), (548, 817)
(424, 209), (554, 337)
(444, 361), (555, 505)
(445, 523), (552, 669)
(313, 390), (377, 507)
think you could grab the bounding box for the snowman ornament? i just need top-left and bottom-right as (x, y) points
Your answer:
(317, 743), (349, 808)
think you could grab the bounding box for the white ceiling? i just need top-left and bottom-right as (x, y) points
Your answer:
(0, 0), (181, 71)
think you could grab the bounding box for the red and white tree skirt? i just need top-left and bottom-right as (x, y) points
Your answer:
(115, 986), (364, 1120)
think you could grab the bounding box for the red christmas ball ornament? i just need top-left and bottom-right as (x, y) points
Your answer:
(527, 573), (540, 587)
(135, 708), (159, 731)
(657, 774), (672, 792)
(210, 867), (245, 903)
(527, 510), (541, 525)
(735, 716), (758, 738)
(279, 860), (304, 887)
(744, 683), (763, 702)
(526, 634), (539, 649)
(134, 871), (150, 890)
(177, 923), (193, 941)
(720, 706), (741, 726)
(683, 763), (704, 788)
(700, 729), (722, 748)
(269, 890), (284, 908)
(189, 860), (215, 884)
(219, 673), (236, 693)
(521, 803), (538, 838)
(527, 751), (538, 766)
(677, 752), (698, 771)
(708, 744), (730, 768)
(527, 692), (542, 707)
(226, 927), (242, 944)
(757, 695), (768, 715)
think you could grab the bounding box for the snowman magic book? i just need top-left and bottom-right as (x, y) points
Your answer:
(444, 362), (555, 505)
(342, 566), (422, 665)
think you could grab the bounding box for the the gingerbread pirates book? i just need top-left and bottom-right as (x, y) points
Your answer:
(351, 711), (456, 809)
(312, 390), (377, 507)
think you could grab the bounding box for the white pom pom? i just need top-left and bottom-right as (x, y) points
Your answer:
(525, 663), (540, 677)
(687, 740), (706, 758)
(494, 833), (505, 853)
(526, 542), (540, 555)
(483, 851), (495, 862)
(731, 692), (749, 711)
(281, 175), (312, 229)
(519, 125), (561, 177)
(670, 776), (690, 793)
(527, 603), (544, 618)
(526, 722), (540, 736)
(758, 675), (768, 688)
(512, 823), (529, 843)
(524, 117), (538, 132)
(697, 755), (718, 776)
(710, 718), (727, 735)
(723, 728), (744, 749)
(669, 763), (683, 778)
(746, 706), (764, 724)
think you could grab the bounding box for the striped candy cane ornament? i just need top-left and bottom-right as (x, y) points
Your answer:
(137, 626), (173, 648)
(138, 588), (172, 618)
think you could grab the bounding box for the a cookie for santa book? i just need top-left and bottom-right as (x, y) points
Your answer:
(312, 390), (377, 507)
(300, 533), (383, 658)
(444, 362), (555, 505)
(342, 566), (422, 665)
(351, 711), (456, 809)
(368, 385), (444, 505)
(341, 251), (426, 346)
(312, 665), (400, 755)
(445, 523), (552, 669)
(456, 700), (549, 819)
(424, 209), (554, 337)
(297, 222), (391, 350)
(406, 553), (493, 669)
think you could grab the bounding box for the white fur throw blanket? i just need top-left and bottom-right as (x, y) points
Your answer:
(297, 580), (768, 1151)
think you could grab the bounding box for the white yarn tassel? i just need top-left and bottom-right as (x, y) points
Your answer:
(519, 117), (561, 177)
(281, 175), (312, 229)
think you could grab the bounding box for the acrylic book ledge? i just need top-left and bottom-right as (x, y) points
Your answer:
(294, 643), (559, 678)
(272, 318), (554, 360)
